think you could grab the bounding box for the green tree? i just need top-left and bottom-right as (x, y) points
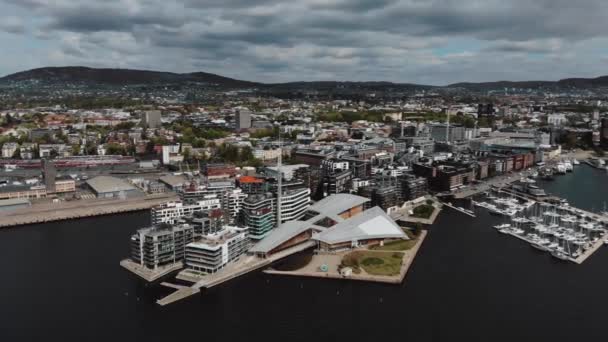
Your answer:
(72, 144), (81, 155)
(106, 143), (126, 155)
(182, 148), (191, 161)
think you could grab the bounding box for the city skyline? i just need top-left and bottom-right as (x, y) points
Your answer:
(1, 0), (608, 85)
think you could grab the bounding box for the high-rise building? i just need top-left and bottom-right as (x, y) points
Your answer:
(236, 109), (252, 130)
(242, 194), (276, 240)
(42, 159), (56, 193)
(601, 118), (608, 148)
(130, 224), (194, 270)
(241, 187), (311, 240)
(141, 110), (162, 129)
(429, 124), (466, 142)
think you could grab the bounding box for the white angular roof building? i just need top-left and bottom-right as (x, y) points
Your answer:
(249, 194), (408, 256)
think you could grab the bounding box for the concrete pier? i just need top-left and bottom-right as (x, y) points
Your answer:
(156, 241), (317, 306)
(574, 237), (605, 264)
(0, 193), (178, 228)
(120, 259), (183, 282)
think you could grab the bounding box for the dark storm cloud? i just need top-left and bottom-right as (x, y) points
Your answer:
(1, 0), (608, 84)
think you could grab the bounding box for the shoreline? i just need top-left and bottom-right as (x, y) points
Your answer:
(263, 230), (428, 284)
(0, 193), (178, 228)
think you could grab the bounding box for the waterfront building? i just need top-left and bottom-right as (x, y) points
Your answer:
(0, 178), (76, 200)
(250, 194), (407, 257)
(151, 198), (221, 225)
(190, 209), (226, 236)
(413, 161), (476, 192)
(241, 187), (311, 240)
(86, 176), (141, 199)
(0, 198), (31, 212)
(184, 226), (249, 274)
(130, 224), (194, 270)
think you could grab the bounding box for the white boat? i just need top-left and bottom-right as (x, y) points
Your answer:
(531, 243), (550, 252)
(573, 159), (580, 165)
(551, 250), (570, 261)
(494, 224), (511, 230)
(555, 163), (567, 175)
(564, 161), (573, 172)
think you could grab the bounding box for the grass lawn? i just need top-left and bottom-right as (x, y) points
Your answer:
(341, 251), (404, 276)
(411, 204), (435, 219)
(371, 238), (418, 251)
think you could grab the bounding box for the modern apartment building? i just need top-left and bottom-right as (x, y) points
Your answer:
(278, 187), (311, 223)
(224, 188), (248, 222)
(130, 224), (194, 270)
(151, 198), (221, 225)
(184, 226), (249, 274)
(242, 194), (276, 240)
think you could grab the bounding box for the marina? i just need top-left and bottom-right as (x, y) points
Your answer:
(474, 192), (608, 263)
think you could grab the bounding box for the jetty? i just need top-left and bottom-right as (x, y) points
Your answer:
(120, 259), (183, 282)
(443, 202), (476, 217)
(0, 193), (178, 228)
(156, 241), (317, 306)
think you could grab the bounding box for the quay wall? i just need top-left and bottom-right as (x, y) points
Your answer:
(0, 194), (178, 228)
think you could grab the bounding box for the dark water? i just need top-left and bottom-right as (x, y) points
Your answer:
(1, 168), (608, 342)
(537, 164), (608, 212)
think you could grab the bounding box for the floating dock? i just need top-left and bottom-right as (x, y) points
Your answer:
(443, 203), (476, 217)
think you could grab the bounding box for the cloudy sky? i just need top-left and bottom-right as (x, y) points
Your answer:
(1, 0), (607, 84)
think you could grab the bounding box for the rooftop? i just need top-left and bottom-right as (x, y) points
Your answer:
(314, 206), (408, 245)
(86, 176), (137, 194)
(238, 176), (264, 184)
(308, 193), (370, 216)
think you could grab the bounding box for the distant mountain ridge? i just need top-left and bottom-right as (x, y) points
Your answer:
(2, 66), (608, 91)
(0, 66), (260, 88)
